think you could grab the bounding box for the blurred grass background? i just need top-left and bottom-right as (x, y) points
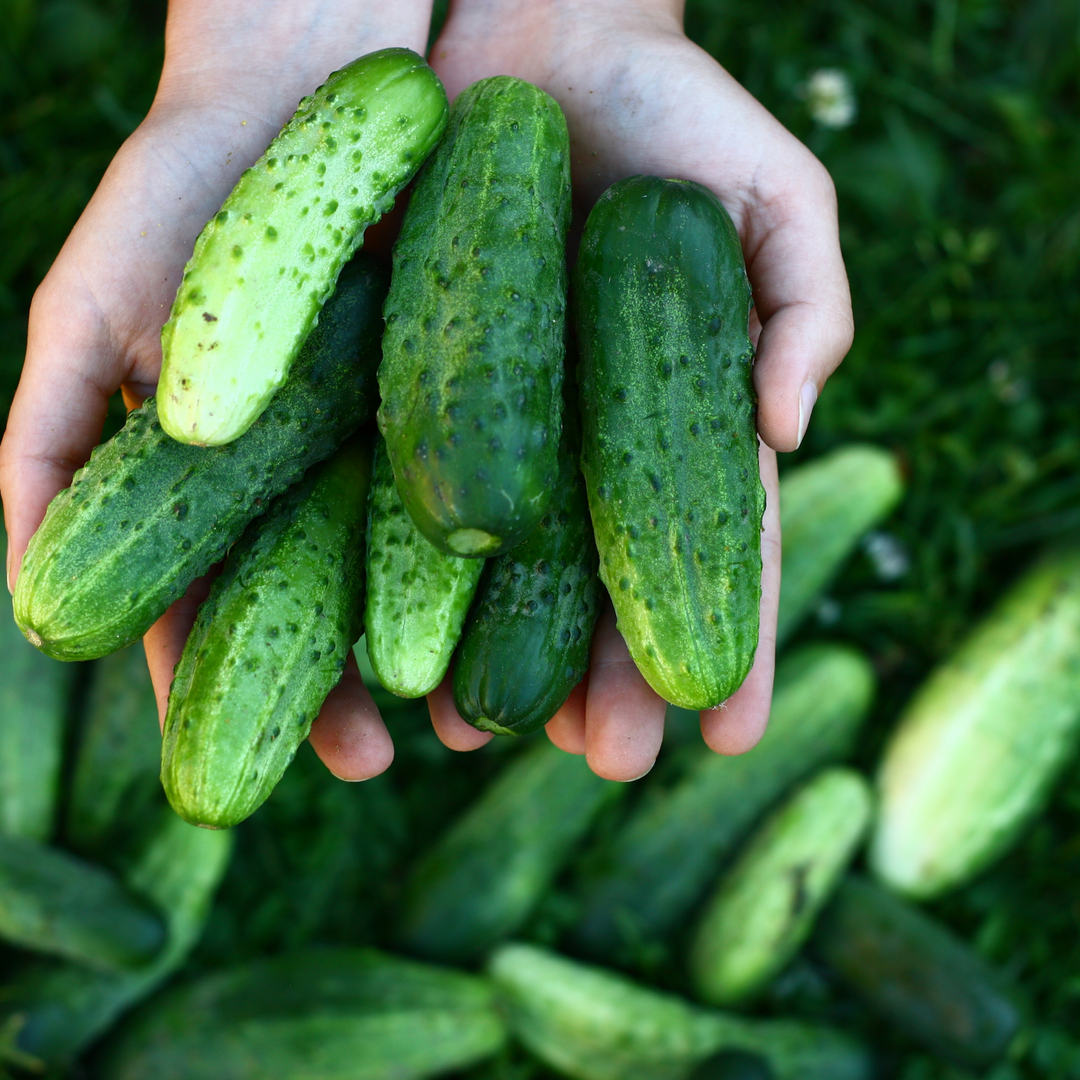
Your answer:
(1, 0), (1079, 1076)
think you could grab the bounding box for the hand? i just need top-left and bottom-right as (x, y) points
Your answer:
(424, 0), (853, 779)
(0, 0), (437, 781)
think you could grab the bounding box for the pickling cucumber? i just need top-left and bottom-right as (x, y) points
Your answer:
(364, 434), (484, 698)
(158, 48), (447, 446)
(570, 643), (875, 963)
(573, 175), (764, 709)
(98, 948), (507, 1080)
(688, 767), (872, 1007)
(161, 438), (371, 829)
(14, 255), (387, 662)
(378, 76), (571, 557)
(488, 942), (870, 1080)
(452, 395), (600, 736)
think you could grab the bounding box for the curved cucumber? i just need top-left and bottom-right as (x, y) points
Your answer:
(0, 833), (165, 971)
(161, 439), (371, 829)
(812, 875), (1020, 1069)
(488, 943), (870, 1080)
(14, 255), (387, 662)
(688, 767), (872, 1007)
(364, 435), (484, 698)
(574, 175), (764, 709)
(379, 76), (571, 557)
(870, 542), (1080, 898)
(158, 48), (447, 446)
(396, 739), (619, 963)
(570, 643), (875, 962)
(98, 948), (507, 1080)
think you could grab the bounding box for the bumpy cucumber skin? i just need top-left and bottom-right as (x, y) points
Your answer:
(14, 257), (387, 663)
(365, 435), (484, 698)
(161, 440), (371, 830)
(378, 76), (571, 557)
(574, 175), (764, 710)
(158, 48), (447, 446)
(452, 415), (600, 736)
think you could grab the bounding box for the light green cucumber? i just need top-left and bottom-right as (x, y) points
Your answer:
(0, 832), (164, 971)
(98, 948), (507, 1080)
(870, 542), (1080, 898)
(0, 541), (74, 839)
(570, 643), (875, 962)
(488, 943), (870, 1080)
(378, 76), (571, 557)
(688, 767), (872, 1007)
(364, 434), (484, 697)
(66, 643), (163, 863)
(158, 48), (447, 446)
(574, 175), (764, 709)
(778, 443), (904, 644)
(0, 810), (232, 1070)
(162, 438), (371, 829)
(14, 255), (387, 662)
(396, 739), (620, 963)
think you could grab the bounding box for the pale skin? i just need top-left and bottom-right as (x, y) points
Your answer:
(0, 0), (852, 782)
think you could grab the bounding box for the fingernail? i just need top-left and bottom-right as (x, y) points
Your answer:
(329, 773), (368, 783)
(797, 381), (818, 448)
(624, 763), (656, 783)
(5, 543), (13, 596)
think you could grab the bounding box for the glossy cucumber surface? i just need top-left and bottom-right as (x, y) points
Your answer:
(574, 175), (764, 709)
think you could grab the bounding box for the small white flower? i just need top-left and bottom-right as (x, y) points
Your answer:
(801, 69), (857, 129)
(863, 531), (910, 582)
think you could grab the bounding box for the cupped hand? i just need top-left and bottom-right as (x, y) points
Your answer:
(0, 1), (436, 782)
(425, 0), (853, 779)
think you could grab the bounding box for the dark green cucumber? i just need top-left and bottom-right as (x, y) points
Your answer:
(98, 948), (507, 1080)
(0, 536), (74, 838)
(66, 643), (163, 863)
(452, 399), (600, 735)
(364, 434), (484, 697)
(812, 875), (1020, 1069)
(488, 942), (870, 1080)
(0, 833), (164, 970)
(161, 439), (371, 829)
(158, 48), (447, 446)
(14, 255), (387, 662)
(570, 644), (875, 963)
(574, 175), (764, 709)
(378, 76), (571, 557)
(396, 739), (620, 963)
(0, 810), (232, 1070)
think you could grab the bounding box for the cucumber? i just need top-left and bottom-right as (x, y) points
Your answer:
(452, 397), (600, 735)
(66, 643), (163, 863)
(0, 540), (73, 839)
(364, 434), (484, 698)
(161, 438), (371, 829)
(488, 942), (870, 1080)
(378, 75), (571, 558)
(777, 443), (904, 645)
(870, 542), (1080, 898)
(573, 175), (764, 709)
(688, 767), (872, 1007)
(812, 875), (1020, 1069)
(158, 48), (447, 446)
(14, 255), (387, 662)
(0, 833), (165, 970)
(0, 810), (232, 1069)
(396, 739), (620, 963)
(570, 643), (875, 963)
(98, 948), (507, 1080)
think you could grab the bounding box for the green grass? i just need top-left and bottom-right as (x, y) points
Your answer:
(3, 0), (1080, 1076)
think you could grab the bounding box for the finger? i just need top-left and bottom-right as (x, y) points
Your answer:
(584, 602), (666, 781)
(545, 676), (588, 755)
(744, 158), (854, 453)
(427, 670), (494, 751)
(700, 441), (780, 754)
(308, 652), (395, 780)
